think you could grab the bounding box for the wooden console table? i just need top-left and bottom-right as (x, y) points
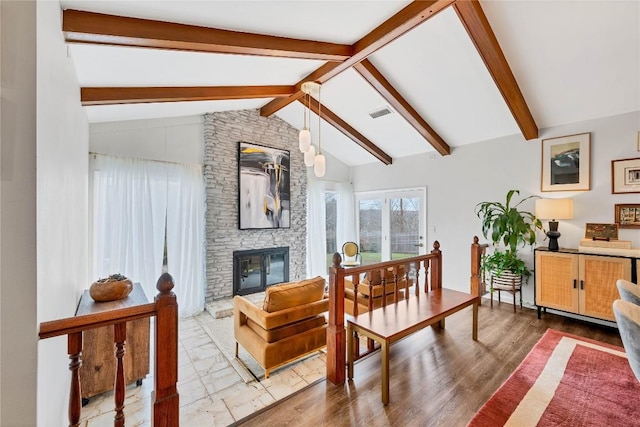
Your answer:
(76, 283), (150, 399)
(346, 288), (478, 405)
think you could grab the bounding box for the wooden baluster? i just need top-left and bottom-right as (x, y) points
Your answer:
(352, 274), (360, 317)
(327, 253), (346, 385)
(423, 259), (430, 294)
(380, 268), (387, 308)
(367, 270), (374, 314)
(113, 322), (126, 427)
(404, 263), (410, 301)
(68, 332), (83, 427)
(152, 273), (180, 427)
(351, 274), (360, 358)
(414, 263), (421, 296)
(392, 266), (399, 304)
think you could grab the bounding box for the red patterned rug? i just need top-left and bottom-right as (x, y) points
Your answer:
(468, 329), (640, 427)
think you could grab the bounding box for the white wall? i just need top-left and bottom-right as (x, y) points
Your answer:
(36, 2), (89, 425)
(89, 115), (204, 164)
(352, 110), (640, 305)
(0, 1), (38, 425)
(307, 150), (352, 185)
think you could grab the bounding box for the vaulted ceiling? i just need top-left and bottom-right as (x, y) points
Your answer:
(59, 1), (640, 166)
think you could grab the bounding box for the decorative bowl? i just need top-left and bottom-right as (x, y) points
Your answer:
(89, 274), (133, 302)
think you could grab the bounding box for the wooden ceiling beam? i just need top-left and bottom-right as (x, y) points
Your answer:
(81, 85), (295, 106)
(354, 59), (451, 156)
(299, 97), (392, 165)
(453, 0), (538, 140)
(63, 9), (353, 61)
(260, 0), (455, 117)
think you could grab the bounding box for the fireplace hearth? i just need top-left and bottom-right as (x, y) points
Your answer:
(233, 247), (289, 296)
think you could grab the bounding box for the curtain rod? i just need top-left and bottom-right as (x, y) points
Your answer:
(89, 152), (200, 167)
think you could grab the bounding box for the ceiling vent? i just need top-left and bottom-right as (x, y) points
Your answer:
(368, 106), (393, 119)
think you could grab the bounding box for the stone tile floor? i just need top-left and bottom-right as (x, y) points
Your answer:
(79, 294), (326, 426)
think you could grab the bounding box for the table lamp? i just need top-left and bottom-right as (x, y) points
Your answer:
(535, 198), (574, 251)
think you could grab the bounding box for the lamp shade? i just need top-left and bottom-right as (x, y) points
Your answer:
(314, 153), (326, 177)
(535, 198), (574, 220)
(304, 145), (315, 167)
(298, 129), (311, 152)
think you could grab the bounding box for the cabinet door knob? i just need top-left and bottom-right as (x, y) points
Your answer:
(580, 280), (584, 290)
(573, 279), (577, 289)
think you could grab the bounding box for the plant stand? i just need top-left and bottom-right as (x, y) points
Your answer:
(490, 272), (522, 313)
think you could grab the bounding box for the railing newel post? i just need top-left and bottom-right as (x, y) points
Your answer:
(152, 273), (180, 426)
(327, 253), (346, 385)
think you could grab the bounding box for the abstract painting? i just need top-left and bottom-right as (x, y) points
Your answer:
(238, 142), (290, 229)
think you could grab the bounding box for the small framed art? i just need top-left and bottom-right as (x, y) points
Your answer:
(611, 157), (640, 194)
(541, 132), (590, 192)
(615, 204), (640, 229)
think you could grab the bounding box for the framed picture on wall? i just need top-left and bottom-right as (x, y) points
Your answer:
(541, 132), (591, 192)
(615, 204), (640, 229)
(238, 141), (291, 229)
(612, 157), (640, 194)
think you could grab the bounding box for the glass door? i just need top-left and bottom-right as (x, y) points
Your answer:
(358, 197), (384, 264)
(356, 188), (426, 264)
(389, 192), (423, 260)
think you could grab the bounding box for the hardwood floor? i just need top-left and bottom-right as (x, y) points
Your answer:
(236, 300), (621, 427)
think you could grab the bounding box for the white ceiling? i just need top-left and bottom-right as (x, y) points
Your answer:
(60, 0), (640, 166)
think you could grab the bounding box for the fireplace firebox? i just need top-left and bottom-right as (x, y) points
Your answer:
(233, 247), (289, 296)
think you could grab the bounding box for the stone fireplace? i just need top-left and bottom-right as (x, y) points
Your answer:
(203, 109), (307, 301)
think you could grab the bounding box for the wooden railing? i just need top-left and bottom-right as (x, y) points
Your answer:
(326, 237), (487, 385)
(38, 273), (179, 427)
(326, 242), (443, 385)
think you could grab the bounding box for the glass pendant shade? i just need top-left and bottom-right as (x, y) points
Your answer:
(304, 145), (315, 166)
(314, 153), (326, 177)
(298, 128), (311, 152)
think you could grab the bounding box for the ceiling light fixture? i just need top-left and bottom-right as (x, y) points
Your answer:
(300, 81), (325, 177)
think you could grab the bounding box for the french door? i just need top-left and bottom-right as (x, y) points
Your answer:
(356, 188), (426, 264)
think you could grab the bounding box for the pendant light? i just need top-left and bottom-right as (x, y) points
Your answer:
(298, 90), (311, 153)
(313, 84), (326, 177)
(300, 81), (326, 178)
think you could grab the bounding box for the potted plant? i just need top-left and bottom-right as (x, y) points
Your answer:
(475, 190), (543, 288)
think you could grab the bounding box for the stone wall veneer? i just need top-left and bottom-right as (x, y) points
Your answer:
(203, 109), (307, 301)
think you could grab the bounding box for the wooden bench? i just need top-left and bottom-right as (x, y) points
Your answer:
(347, 288), (477, 404)
(326, 239), (481, 405)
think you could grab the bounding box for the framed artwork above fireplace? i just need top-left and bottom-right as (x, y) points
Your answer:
(238, 141), (291, 229)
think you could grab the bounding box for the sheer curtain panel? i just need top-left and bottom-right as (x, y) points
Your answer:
(92, 155), (205, 317)
(166, 163), (205, 316)
(92, 156), (167, 301)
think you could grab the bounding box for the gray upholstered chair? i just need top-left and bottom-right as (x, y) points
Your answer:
(613, 299), (640, 382)
(617, 279), (640, 306)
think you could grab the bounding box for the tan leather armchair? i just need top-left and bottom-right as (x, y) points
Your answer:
(234, 276), (328, 378)
(344, 266), (409, 315)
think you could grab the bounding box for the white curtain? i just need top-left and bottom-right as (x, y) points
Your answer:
(306, 178), (327, 279)
(166, 163), (205, 316)
(93, 155), (205, 317)
(336, 181), (357, 248)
